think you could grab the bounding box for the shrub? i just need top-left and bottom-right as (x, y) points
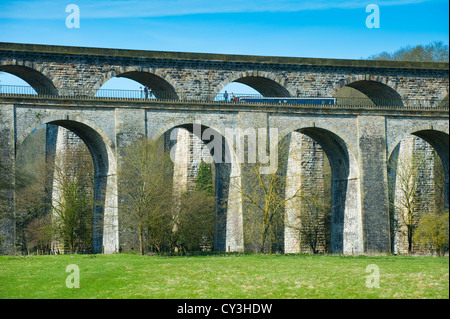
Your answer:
(414, 211), (449, 256)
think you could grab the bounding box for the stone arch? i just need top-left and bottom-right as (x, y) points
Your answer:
(95, 67), (178, 99)
(412, 130), (449, 210)
(16, 117), (118, 254)
(280, 126), (362, 254)
(387, 128), (449, 253)
(388, 127), (449, 205)
(0, 64), (58, 95)
(16, 114), (115, 153)
(214, 71), (291, 97)
(332, 78), (403, 106)
(387, 124), (449, 160)
(153, 122), (244, 252)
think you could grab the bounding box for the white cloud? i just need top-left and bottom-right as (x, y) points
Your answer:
(0, 0), (432, 19)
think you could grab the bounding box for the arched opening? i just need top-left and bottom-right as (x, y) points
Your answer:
(216, 82), (260, 101)
(95, 71), (178, 99)
(119, 123), (243, 254)
(215, 75), (290, 102)
(162, 123), (242, 252)
(15, 120), (117, 254)
(234, 76), (290, 97)
(0, 65), (57, 95)
(282, 128), (362, 254)
(388, 130), (449, 254)
(334, 80), (403, 107)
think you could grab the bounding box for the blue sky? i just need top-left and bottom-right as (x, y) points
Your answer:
(0, 0), (448, 91)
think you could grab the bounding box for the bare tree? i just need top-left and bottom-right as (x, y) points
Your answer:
(368, 41), (449, 62)
(239, 163), (285, 253)
(389, 143), (428, 253)
(297, 186), (331, 254)
(13, 128), (95, 255)
(119, 138), (174, 255)
(283, 134), (332, 254)
(14, 158), (49, 254)
(233, 136), (301, 253)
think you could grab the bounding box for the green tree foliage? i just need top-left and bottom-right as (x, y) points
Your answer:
(178, 190), (215, 251)
(52, 174), (93, 254)
(414, 211), (449, 257)
(177, 160), (215, 252)
(50, 142), (95, 254)
(195, 161), (214, 196)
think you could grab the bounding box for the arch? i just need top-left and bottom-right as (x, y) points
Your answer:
(387, 129), (449, 253)
(96, 68), (178, 99)
(155, 122), (244, 252)
(407, 130), (448, 208)
(387, 124), (449, 160)
(333, 79), (403, 106)
(215, 71), (291, 97)
(16, 118), (118, 254)
(16, 114), (116, 154)
(281, 126), (362, 254)
(0, 65), (58, 95)
(412, 130), (449, 174)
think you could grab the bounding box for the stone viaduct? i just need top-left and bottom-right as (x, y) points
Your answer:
(0, 42), (448, 255)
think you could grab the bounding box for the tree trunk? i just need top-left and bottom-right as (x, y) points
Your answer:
(139, 218), (144, 255)
(407, 225), (413, 254)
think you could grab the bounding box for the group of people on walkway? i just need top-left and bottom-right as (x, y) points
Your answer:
(139, 86), (152, 99)
(223, 90), (238, 102)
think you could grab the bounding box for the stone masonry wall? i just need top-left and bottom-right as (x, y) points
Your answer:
(0, 42), (448, 255)
(0, 43), (448, 104)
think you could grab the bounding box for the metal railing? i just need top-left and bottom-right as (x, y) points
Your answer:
(0, 84), (448, 110)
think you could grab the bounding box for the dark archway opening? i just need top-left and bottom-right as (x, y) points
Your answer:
(15, 120), (114, 255)
(233, 76), (290, 97)
(0, 65), (57, 95)
(388, 130), (449, 254)
(216, 76), (290, 102)
(96, 71), (178, 99)
(334, 80), (403, 106)
(165, 123), (235, 252)
(280, 127), (359, 254)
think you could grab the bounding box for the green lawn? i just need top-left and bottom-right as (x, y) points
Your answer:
(0, 254), (448, 299)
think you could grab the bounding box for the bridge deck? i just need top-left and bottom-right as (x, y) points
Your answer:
(1, 94), (448, 119)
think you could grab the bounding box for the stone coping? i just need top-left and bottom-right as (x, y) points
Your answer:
(1, 42), (448, 71)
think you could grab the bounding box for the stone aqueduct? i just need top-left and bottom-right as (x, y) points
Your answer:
(0, 42), (448, 255)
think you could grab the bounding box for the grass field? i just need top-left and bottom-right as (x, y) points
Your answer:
(0, 253), (448, 299)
